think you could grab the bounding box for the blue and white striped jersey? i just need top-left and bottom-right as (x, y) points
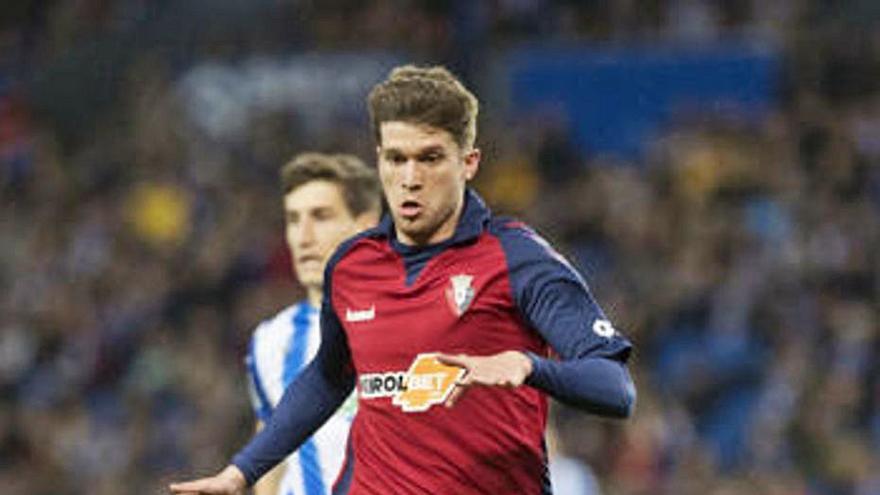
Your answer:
(246, 301), (356, 495)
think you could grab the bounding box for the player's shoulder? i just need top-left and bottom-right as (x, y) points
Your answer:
(489, 216), (584, 283)
(489, 217), (536, 236)
(489, 217), (558, 259)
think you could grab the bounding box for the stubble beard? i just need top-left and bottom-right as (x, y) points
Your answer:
(397, 200), (459, 245)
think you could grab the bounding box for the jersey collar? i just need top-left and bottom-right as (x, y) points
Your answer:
(378, 188), (491, 246)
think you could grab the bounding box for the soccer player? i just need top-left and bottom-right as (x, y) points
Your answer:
(245, 153), (381, 495)
(170, 65), (635, 495)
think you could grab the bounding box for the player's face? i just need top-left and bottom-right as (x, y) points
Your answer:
(284, 180), (363, 292)
(377, 121), (479, 246)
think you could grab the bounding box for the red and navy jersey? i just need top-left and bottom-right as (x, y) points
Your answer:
(233, 190), (634, 495)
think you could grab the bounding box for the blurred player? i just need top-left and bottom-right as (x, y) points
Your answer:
(171, 65), (635, 495)
(246, 153), (380, 495)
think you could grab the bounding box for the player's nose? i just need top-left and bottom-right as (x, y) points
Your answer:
(297, 218), (316, 246)
(401, 161), (422, 190)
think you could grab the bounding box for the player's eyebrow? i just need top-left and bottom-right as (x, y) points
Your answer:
(382, 144), (445, 158)
(417, 145), (445, 156)
(309, 205), (337, 217)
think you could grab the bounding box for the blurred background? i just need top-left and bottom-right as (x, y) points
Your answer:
(1, 1), (879, 494)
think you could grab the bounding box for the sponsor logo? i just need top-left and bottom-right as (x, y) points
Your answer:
(592, 319), (616, 338)
(393, 354), (465, 412)
(359, 372), (406, 398)
(445, 274), (475, 317)
(345, 305), (375, 322)
(359, 353), (465, 413)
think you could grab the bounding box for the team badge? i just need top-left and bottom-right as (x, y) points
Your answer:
(445, 274), (475, 317)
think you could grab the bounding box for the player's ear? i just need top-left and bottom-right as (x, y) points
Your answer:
(463, 148), (480, 181)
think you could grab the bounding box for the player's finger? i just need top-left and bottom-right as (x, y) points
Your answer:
(436, 353), (471, 369)
(458, 371), (475, 386)
(168, 482), (190, 491)
(445, 384), (466, 407)
(169, 480), (207, 493)
(501, 372), (525, 387)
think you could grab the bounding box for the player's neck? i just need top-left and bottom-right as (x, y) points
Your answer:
(306, 288), (322, 309)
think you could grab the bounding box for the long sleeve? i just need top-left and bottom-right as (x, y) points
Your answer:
(495, 221), (636, 417)
(231, 298), (355, 485)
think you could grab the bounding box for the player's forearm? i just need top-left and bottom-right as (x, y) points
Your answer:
(231, 363), (354, 485)
(525, 355), (635, 418)
(250, 422), (282, 495)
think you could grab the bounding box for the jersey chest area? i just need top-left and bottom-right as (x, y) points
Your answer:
(332, 236), (532, 374)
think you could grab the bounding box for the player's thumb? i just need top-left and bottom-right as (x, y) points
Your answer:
(436, 353), (469, 369)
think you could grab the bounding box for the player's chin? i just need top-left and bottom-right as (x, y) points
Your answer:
(295, 269), (322, 287)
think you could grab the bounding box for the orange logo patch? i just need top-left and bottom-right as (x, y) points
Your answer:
(391, 353), (465, 412)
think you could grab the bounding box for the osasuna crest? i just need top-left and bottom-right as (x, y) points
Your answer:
(445, 274), (475, 317)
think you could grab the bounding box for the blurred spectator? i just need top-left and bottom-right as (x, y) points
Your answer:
(1, 1), (878, 494)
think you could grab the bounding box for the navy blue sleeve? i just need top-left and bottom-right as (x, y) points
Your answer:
(230, 277), (355, 485)
(494, 221), (635, 418)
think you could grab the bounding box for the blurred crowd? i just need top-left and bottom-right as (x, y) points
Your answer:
(1, 1), (879, 494)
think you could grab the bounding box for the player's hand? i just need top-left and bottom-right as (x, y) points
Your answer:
(436, 351), (534, 407)
(169, 465), (247, 495)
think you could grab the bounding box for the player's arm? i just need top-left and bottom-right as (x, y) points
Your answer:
(230, 299), (355, 484)
(252, 422), (283, 495)
(516, 277), (635, 417)
(441, 224), (635, 417)
(170, 300), (354, 494)
(441, 316), (635, 422)
(242, 338), (285, 495)
(504, 226), (634, 417)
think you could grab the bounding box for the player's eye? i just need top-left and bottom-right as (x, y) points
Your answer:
(420, 152), (442, 163)
(313, 208), (334, 221)
(386, 153), (407, 165)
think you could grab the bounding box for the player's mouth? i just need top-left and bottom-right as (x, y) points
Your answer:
(297, 254), (322, 266)
(399, 200), (423, 219)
